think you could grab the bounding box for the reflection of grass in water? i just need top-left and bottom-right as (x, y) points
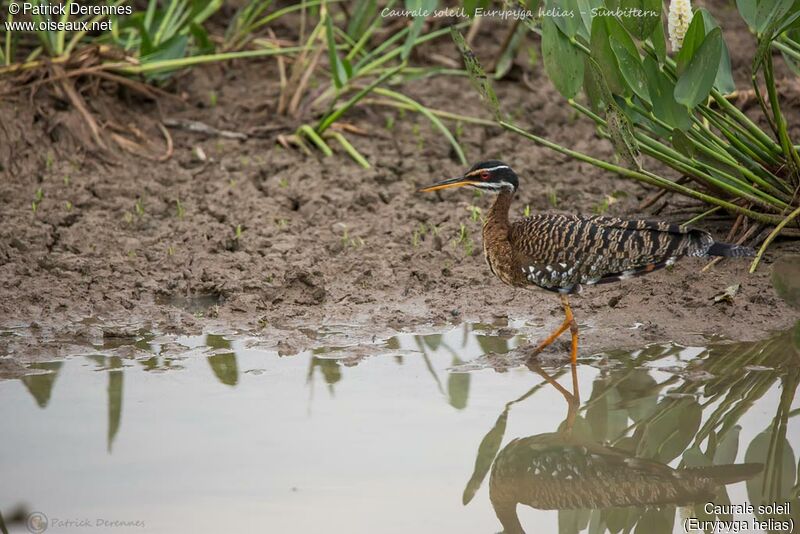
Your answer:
(464, 325), (800, 533)
(20, 361), (63, 408)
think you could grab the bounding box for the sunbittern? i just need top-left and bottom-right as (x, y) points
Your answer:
(419, 161), (754, 364)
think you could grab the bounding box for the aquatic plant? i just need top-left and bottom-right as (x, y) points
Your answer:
(452, 1), (800, 270)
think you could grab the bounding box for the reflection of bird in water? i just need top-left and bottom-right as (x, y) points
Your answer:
(483, 364), (762, 534)
(419, 161), (754, 364)
(489, 434), (762, 533)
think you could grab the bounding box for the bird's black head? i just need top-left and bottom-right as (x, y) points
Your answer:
(418, 160), (519, 194)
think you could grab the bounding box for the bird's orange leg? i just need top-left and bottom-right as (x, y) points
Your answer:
(531, 294), (580, 365)
(527, 362), (581, 432)
(561, 294), (579, 366)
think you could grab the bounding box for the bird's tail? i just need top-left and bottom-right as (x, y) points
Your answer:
(686, 463), (763, 484)
(707, 241), (756, 258)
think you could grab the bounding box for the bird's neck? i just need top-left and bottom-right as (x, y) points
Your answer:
(484, 189), (514, 233)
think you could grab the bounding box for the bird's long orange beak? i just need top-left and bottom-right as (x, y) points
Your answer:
(417, 176), (479, 192)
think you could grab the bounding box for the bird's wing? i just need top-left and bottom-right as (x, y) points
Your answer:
(509, 213), (714, 291)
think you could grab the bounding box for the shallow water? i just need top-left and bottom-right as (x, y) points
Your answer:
(1, 323), (799, 534)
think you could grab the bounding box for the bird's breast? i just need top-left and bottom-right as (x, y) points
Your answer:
(483, 224), (526, 288)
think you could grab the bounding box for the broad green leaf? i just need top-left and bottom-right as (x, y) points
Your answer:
(777, 7), (800, 34)
(643, 56), (691, 130)
(610, 37), (650, 103)
(698, 9), (735, 94)
(737, 0), (757, 30)
(542, 16), (584, 98)
(576, 0), (604, 40)
(612, 0), (661, 39)
(547, 0), (583, 39)
(606, 15), (638, 57)
(589, 16), (626, 95)
(649, 14), (667, 64)
(671, 129), (695, 157)
(755, 0), (796, 35)
(675, 27), (723, 109)
(583, 57), (606, 113)
(606, 104), (642, 169)
(675, 12), (705, 75)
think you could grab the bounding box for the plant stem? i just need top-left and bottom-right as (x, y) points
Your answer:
(327, 131), (370, 168)
(297, 124), (333, 156)
(500, 121), (783, 225)
(749, 204), (800, 272)
(360, 98), (495, 126)
(316, 63), (405, 133)
(684, 206), (722, 226)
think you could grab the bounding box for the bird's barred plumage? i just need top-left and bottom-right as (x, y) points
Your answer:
(489, 434), (762, 512)
(501, 213), (754, 294)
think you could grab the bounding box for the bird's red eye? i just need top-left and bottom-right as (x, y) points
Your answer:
(481, 170), (490, 180)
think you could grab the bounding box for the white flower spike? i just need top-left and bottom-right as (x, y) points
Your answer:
(668, 0), (693, 52)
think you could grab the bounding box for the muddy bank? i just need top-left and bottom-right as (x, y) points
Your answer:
(1, 5), (799, 377)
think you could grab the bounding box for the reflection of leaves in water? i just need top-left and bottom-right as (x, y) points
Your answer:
(557, 507), (589, 534)
(107, 357), (123, 453)
(207, 353), (238, 386)
(463, 407), (508, 505)
(475, 334), (510, 355)
(482, 326), (799, 534)
(21, 362), (63, 408)
(615, 369), (659, 422)
(633, 507), (673, 534)
(205, 334), (232, 350)
(745, 369), (799, 518)
(772, 255), (800, 310)
(313, 357), (342, 386)
(713, 425), (741, 465)
(413, 337), (445, 395)
(421, 334), (442, 351)
(745, 430), (796, 510)
(636, 398), (701, 463)
(448, 358), (470, 410)
(586, 380), (627, 443)
(206, 334), (238, 386)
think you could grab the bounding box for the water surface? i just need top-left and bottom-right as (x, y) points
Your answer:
(1, 323), (798, 533)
